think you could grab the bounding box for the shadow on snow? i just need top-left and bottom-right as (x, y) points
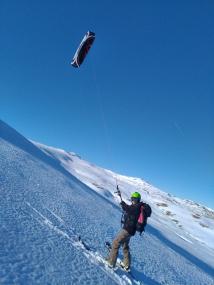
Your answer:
(147, 225), (214, 278)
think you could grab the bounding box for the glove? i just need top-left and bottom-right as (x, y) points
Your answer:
(117, 187), (121, 197)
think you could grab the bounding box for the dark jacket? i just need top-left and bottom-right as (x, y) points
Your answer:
(121, 200), (143, 236)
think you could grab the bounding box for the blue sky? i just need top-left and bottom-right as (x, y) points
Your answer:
(1, 0), (213, 208)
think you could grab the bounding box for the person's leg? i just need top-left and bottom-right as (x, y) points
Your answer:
(122, 237), (131, 269)
(107, 229), (130, 267)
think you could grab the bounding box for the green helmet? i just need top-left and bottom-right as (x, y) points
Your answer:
(131, 192), (141, 200)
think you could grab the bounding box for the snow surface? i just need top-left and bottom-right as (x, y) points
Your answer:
(0, 119), (214, 285)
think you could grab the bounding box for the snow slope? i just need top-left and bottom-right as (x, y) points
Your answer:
(0, 119), (214, 285)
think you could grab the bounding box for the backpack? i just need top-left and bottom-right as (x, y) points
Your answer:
(136, 203), (152, 234)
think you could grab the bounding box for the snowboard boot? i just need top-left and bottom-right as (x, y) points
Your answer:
(104, 257), (115, 269)
(120, 261), (130, 272)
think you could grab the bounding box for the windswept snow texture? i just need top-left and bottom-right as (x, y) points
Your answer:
(0, 120), (214, 285)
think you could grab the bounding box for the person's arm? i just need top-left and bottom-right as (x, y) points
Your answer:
(120, 201), (130, 212)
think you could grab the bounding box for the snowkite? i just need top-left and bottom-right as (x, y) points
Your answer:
(71, 31), (95, 68)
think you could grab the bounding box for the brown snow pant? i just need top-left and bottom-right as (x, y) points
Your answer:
(107, 229), (131, 268)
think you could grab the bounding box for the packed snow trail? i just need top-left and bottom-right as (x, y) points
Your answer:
(26, 202), (139, 285)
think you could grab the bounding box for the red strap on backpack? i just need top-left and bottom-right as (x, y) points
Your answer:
(138, 206), (144, 224)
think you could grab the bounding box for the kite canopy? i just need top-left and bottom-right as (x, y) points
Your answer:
(71, 31), (95, 68)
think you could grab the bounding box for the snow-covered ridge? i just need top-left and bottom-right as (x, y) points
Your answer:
(33, 141), (214, 253)
(1, 119), (214, 285)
